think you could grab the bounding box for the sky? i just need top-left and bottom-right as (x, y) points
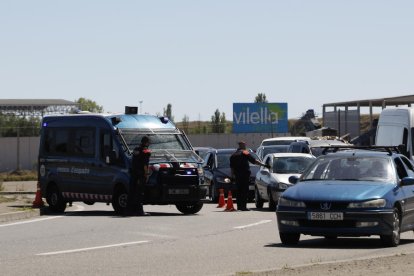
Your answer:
(1, 1), (414, 121)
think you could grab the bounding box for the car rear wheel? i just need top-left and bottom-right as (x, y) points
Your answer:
(380, 207), (401, 247)
(176, 202), (203, 214)
(46, 185), (67, 213)
(255, 187), (264, 208)
(279, 232), (300, 245)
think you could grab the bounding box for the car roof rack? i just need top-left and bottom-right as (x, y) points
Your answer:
(320, 145), (401, 156)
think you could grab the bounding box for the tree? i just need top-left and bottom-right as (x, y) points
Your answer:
(211, 109), (226, 133)
(163, 103), (174, 122)
(182, 114), (189, 134)
(0, 113), (41, 137)
(254, 93), (268, 103)
(74, 97), (103, 113)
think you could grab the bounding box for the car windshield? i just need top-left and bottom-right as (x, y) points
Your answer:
(263, 146), (289, 156)
(262, 140), (294, 146)
(217, 153), (232, 168)
(301, 156), (395, 183)
(272, 157), (314, 174)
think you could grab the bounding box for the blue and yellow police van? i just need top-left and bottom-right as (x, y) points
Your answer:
(38, 107), (207, 214)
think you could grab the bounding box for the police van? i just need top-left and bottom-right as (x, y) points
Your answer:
(38, 107), (207, 214)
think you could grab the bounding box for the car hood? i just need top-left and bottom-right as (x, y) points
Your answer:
(282, 180), (396, 201)
(272, 173), (301, 184)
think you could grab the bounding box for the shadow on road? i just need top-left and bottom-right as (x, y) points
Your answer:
(264, 237), (414, 249)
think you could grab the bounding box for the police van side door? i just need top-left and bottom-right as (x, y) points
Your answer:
(93, 130), (126, 196)
(67, 127), (100, 197)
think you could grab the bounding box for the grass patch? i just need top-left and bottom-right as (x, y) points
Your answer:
(0, 170), (37, 182)
(0, 195), (17, 203)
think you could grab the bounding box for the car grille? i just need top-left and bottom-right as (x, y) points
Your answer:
(299, 220), (355, 228)
(305, 201), (349, 211)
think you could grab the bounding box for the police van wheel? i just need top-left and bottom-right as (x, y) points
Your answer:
(112, 187), (128, 215)
(176, 202), (203, 214)
(46, 185), (67, 213)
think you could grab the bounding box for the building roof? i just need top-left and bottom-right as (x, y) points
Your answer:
(0, 99), (79, 116)
(0, 99), (77, 107)
(323, 94), (414, 108)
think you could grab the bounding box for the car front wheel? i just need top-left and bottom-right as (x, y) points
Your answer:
(268, 191), (276, 211)
(112, 187), (128, 215)
(255, 187), (264, 208)
(176, 202), (203, 214)
(380, 207), (401, 247)
(279, 232), (300, 245)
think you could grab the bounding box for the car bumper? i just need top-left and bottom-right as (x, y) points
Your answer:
(276, 209), (395, 237)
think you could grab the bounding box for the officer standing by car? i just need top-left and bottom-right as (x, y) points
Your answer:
(126, 136), (151, 216)
(230, 141), (269, 211)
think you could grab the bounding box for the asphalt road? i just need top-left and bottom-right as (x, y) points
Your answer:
(1, 202), (414, 276)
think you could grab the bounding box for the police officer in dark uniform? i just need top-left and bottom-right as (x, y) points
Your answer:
(126, 136), (151, 216)
(230, 141), (269, 211)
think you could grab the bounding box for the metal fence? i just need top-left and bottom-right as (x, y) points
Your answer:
(0, 136), (39, 172)
(0, 133), (285, 172)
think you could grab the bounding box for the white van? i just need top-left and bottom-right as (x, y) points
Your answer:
(375, 107), (414, 159)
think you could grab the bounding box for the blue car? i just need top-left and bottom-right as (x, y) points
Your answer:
(276, 146), (414, 247)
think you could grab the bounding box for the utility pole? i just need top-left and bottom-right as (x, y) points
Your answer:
(139, 101), (143, 114)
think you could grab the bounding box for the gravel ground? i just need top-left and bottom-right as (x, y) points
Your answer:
(247, 252), (414, 276)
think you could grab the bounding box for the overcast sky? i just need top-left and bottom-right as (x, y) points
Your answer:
(1, 1), (413, 121)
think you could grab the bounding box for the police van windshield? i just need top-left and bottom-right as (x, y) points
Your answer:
(120, 132), (190, 151)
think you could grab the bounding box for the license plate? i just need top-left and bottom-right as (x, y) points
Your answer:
(308, 212), (343, 220)
(168, 189), (189, 195)
(249, 186), (255, 191)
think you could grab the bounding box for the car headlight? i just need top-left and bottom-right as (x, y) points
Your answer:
(278, 197), (306, 208)
(348, 199), (386, 208)
(278, 183), (291, 190)
(216, 177), (231, 183)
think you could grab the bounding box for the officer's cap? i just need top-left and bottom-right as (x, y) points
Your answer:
(238, 141), (246, 146)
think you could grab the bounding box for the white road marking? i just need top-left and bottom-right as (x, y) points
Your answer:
(0, 216), (64, 228)
(234, 220), (272, 229)
(0, 204), (84, 228)
(36, 241), (149, 256)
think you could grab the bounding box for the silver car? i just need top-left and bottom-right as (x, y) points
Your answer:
(255, 153), (315, 210)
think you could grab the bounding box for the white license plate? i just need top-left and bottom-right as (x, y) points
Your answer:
(308, 212), (343, 221)
(249, 186), (255, 191)
(168, 189), (189, 195)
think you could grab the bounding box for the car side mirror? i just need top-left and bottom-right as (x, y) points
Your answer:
(289, 175), (299, 184)
(401, 177), (414, 186)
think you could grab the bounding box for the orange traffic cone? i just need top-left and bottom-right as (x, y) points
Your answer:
(224, 191), (235, 212)
(216, 188), (226, 208)
(32, 182), (44, 208)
